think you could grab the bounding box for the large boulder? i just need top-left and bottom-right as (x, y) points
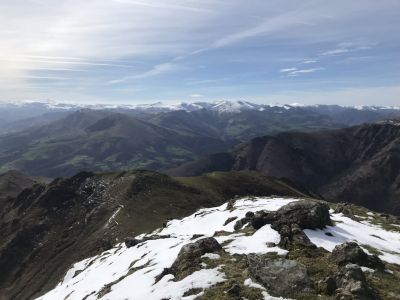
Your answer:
(271, 200), (332, 231)
(331, 242), (384, 270)
(248, 200), (332, 232)
(247, 254), (314, 296)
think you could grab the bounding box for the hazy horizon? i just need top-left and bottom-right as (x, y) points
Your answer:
(1, 1), (399, 105)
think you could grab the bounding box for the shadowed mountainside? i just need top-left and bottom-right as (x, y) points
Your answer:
(166, 123), (400, 215)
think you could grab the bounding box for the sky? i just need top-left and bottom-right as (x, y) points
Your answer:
(1, 0), (400, 105)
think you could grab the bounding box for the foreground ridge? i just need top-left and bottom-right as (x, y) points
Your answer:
(37, 197), (400, 300)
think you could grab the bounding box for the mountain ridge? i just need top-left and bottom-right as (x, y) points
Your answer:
(166, 123), (400, 215)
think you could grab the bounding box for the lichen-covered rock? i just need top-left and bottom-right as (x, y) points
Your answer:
(247, 254), (314, 296)
(334, 264), (378, 300)
(331, 242), (384, 270)
(169, 237), (222, 279)
(249, 200), (331, 232)
(278, 223), (316, 249)
(334, 203), (355, 218)
(271, 200), (332, 231)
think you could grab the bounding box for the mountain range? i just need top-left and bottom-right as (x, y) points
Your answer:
(1, 100), (400, 299)
(1, 101), (400, 177)
(167, 122), (400, 215)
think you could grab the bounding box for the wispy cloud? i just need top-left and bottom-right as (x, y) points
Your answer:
(302, 59), (317, 64)
(280, 68), (297, 73)
(320, 42), (375, 56)
(112, 0), (216, 14)
(1, 0), (399, 105)
(281, 67), (325, 76)
(108, 62), (181, 84)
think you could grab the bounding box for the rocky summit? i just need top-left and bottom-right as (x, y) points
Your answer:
(34, 197), (400, 300)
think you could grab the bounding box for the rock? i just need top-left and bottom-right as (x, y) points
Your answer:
(277, 223), (316, 250)
(245, 211), (255, 218)
(334, 203), (355, 218)
(191, 234), (204, 240)
(169, 237), (222, 279)
(125, 237), (141, 248)
(271, 200), (332, 231)
(223, 216), (238, 226)
(226, 199), (236, 210)
(251, 211), (275, 230)
(247, 254), (314, 296)
(334, 264), (378, 300)
(125, 235), (171, 248)
(317, 276), (337, 295)
(238, 200), (331, 232)
(233, 218), (249, 231)
(331, 242), (384, 270)
(226, 282), (241, 296)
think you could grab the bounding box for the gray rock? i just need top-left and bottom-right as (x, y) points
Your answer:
(169, 237), (222, 279)
(249, 201), (332, 243)
(334, 264), (378, 300)
(334, 203), (355, 218)
(331, 242), (384, 270)
(226, 282), (241, 296)
(271, 200), (332, 231)
(124, 237), (141, 248)
(251, 211), (275, 230)
(247, 254), (314, 296)
(223, 216), (238, 226)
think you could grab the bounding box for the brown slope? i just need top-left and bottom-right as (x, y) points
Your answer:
(0, 170), (50, 208)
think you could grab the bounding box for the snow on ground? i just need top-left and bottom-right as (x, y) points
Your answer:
(37, 197), (295, 300)
(37, 197), (400, 300)
(304, 213), (400, 264)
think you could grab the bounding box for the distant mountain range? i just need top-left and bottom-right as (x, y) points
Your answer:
(1, 101), (399, 177)
(1, 100), (400, 134)
(167, 123), (400, 215)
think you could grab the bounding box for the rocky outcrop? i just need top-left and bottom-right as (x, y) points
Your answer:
(331, 242), (385, 270)
(333, 264), (378, 300)
(157, 237), (222, 281)
(270, 200), (332, 231)
(244, 200), (332, 232)
(235, 200), (331, 249)
(247, 254), (314, 296)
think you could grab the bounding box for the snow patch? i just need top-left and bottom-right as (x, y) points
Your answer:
(304, 213), (400, 264)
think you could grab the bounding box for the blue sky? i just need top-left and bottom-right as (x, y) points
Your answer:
(1, 0), (400, 105)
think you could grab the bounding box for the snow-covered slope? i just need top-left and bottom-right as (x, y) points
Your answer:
(37, 197), (400, 300)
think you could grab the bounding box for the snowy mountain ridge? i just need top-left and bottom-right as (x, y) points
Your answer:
(1, 100), (399, 114)
(36, 197), (400, 300)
